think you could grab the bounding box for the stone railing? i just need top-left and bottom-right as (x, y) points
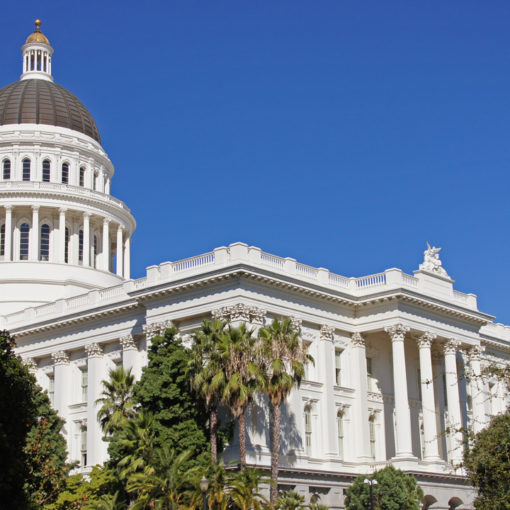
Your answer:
(1, 242), (480, 329)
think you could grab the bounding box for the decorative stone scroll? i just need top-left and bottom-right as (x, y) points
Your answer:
(85, 343), (104, 358)
(443, 338), (460, 355)
(143, 320), (173, 339)
(120, 335), (137, 351)
(351, 332), (366, 347)
(385, 323), (410, 342)
(417, 331), (436, 349)
(51, 350), (69, 365)
(211, 304), (266, 325)
(319, 324), (335, 341)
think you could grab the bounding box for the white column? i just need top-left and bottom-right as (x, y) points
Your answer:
(30, 205), (39, 261)
(4, 205), (12, 261)
(120, 335), (140, 380)
(85, 343), (108, 466)
(385, 324), (414, 458)
(51, 351), (72, 452)
(116, 225), (124, 277)
(58, 208), (67, 263)
(417, 332), (441, 462)
(351, 332), (372, 461)
(443, 339), (464, 466)
(83, 213), (90, 266)
(123, 235), (131, 279)
(468, 346), (487, 434)
(319, 325), (337, 458)
(101, 219), (110, 271)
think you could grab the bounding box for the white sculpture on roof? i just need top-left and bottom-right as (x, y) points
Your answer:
(419, 243), (449, 278)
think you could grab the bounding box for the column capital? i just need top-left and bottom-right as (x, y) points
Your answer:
(103, 218), (110, 225)
(289, 316), (302, 332)
(85, 342), (104, 358)
(351, 332), (366, 347)
(143, 320), (173, 339)
(32, 205), (40, 212)
(120, 335), (137, 351)
(117, 224), (124, 232)
(320, 324), (335, 341)
(83, 211), (91, 218)
(468, 345), (485, 361)
(51, 350), (69, 365)
(443, 338), (460, 355)
(59, 207), (67, 214)
(417, 331), (436, 349)
(22, 357), (37, 372)
(385, 323), (410, 342)
(4, 204), (12, 211)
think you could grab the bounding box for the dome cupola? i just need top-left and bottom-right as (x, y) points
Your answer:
(21, 20), (54, 82)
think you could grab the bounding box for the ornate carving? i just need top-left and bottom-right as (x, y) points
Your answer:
(351, 332), (366, 347)
(468, 345), (484, 361)
(417, 331), (436, 349)
(51, 350), (69, 365)
(418, 243), (449, 278)
(23, 357), (37, 371)
(443, 338), (460, 355)
(85, 342), (103, 358)
(290, 316), (302, 332)
(319, 324), (334, 341)
(143, 320), (173, 338)
(120, 335), (137, 351)
(385, 324), (410, 342)
(211, 304), (266, 325)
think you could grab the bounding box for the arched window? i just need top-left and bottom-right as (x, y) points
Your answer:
(61, 163), (69, 184)
(304, 405), (312, 456)
(3, 159), (10, 180)
(78, 230), (83, 263)
(0, 224), (5, 256)
(79, 167), (85, 187)
(19, 223), (30, 260)
(42, 159), (51, 182)
(40, 224), (50, 261)
(93, 235), (98, 268)
(369, 415), (376, 459)
(22, 158), (31, 181)
(64, 227), (70, 263)
(337, 410), (344, 460)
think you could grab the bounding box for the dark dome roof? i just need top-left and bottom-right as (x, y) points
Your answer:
(0, 79), (101, 143)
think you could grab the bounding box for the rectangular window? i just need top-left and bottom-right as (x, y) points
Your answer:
(81, 426), (87, 467)
(369, 417), (376, 459)
(42, 160), (51, 182)
(81, 368), (88, 402)
(0, 224), (4, 257)
(48, 373), (55, 405)
(78, 230), (83, 262)
(3, 160), (11, 180)
(304, 408), (312, 456)
(335, 349), (343, 386)
(303, 342), (312, 380)
(61, 163), (69, 184)
(337, 413), (344, 459)
(417, 368), (422, 401)
(366, 357), (374, 391)
(22, 159), (31, 181)
(79, 167), (85, 187)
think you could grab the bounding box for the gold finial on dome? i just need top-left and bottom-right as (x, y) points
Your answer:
(26, 19), (50, 45)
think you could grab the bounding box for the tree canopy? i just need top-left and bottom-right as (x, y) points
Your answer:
(464, 413), (510, 510)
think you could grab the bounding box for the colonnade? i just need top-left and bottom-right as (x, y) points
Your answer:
(0, 204), (130, 278)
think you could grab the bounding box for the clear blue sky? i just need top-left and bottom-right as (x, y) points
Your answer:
(2, 2), (510, 323)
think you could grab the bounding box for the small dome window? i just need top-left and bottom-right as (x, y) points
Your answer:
(19, 223), (30, 260)
(42, 159), (51, 182)
(0, 224), (5, 256)
(78, 230), (83, 262)
(22, 158), (31, 181)
(61, 163), (69, 184)
(40, 224), (50, 261)
(3, 159), (11, 180)
(79, 167), (85, 187)
(64, 227), (70, 263)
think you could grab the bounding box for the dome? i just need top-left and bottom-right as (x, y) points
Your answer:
(0, 79), (101, 143)
(25, 20), (50, 45)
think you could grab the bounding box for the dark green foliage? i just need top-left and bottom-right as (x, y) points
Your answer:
(275, 490), (305, 510)
(464, 413), (510, 509)
(133, 327), (209, 467)
(345, 466), (423, 510)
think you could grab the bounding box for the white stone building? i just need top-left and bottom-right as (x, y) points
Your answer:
(1, 22), (509, 510)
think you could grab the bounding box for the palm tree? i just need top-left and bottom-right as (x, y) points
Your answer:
(229, 467), (270, 510)
(127, 448), (198, 510)
(96, 366), (136, 436)
(222, 323), (262, 469)
(190, 318), (228, 462)
(258, 318), (313, 504)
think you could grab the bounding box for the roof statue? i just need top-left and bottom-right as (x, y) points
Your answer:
(418, 242), (450, 278)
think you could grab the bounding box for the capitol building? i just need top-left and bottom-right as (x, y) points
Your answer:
(1, 22), (509, 510)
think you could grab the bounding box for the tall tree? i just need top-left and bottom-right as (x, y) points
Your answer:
(258, 318), (313, 503)
(222, 323), (261, 469)
(464, 413), (510, 510)
(133, 327), (209, 467)
(190, 318), (228, 462)
(97, 366), (136, 436)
